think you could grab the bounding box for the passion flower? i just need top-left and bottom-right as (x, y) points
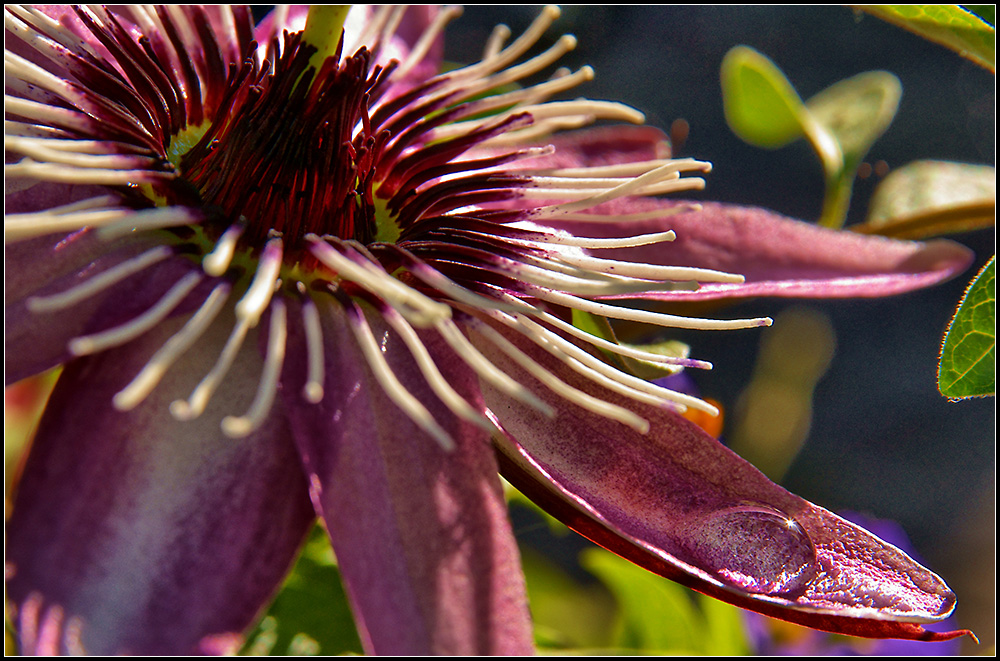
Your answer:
(5, 5), (974, 655)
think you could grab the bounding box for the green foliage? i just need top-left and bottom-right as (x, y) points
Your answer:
(240, 524), (363, 656)
(857, 160), (996, 239)
(963, 5), (995, 26)
(857, 5), (995, 72)
(579, 548), (750, 655)
(720, 46), (808, 149)
(519, 549), (618, 650)
(720, 47), (901, 228)
(939, 256), (996, 399)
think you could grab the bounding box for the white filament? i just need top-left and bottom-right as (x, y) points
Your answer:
(202, 222), (245, 276)
(234, 236), (282, 325)
(113, 282), (232, 411)
(170, 316), (252, 421)
(222, 299), (288, 438)
(346, 302), (456, 450)
(27, 246), (173, 312)
(468, 318), (649, 433)
(68, 271), (202, 356)
(299, 285), (326, 403)
(381, 306), (497, 435)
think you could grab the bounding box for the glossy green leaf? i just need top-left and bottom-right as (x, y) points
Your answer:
(857, 160), (996, 239)
(858, 5), (995, 72)
(240, 525), (363, 656)
(938, 256), (996, 399)
(720, 46), (808, 148)
(963, 5), (995, 26)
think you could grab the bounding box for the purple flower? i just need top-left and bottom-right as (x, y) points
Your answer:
(4, 5), (975, 655)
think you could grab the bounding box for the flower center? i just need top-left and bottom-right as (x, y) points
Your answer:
(175, 31), (388, 259)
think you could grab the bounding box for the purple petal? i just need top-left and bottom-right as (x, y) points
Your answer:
(473, 326), (972, 642)
(6, 317), (315, 655)
(6, 244), (203, 385)
(281, 298), (533, 655)
(552, 199), (973, 300)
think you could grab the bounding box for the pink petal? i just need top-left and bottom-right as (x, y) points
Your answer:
(6, 317), (315, 655)
(281, 298), (533, 655)
(552, 199), (973, 300)
(473, 326), (972, 642)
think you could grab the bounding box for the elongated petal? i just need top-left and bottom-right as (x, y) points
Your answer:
(473, 326), (971, 642)
(6, 316), (315, 655)
(551, 199), (973, 300)
(281, 298), (533, 656)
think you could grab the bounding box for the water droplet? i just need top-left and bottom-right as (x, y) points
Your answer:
(683, 504), (817, 596)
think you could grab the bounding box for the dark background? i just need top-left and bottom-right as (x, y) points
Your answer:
(447, 6), (995, 649)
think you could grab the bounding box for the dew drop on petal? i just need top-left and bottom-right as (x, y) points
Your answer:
(683, 504), (817, 596)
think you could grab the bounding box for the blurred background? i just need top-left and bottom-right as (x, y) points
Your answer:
(448, 5), (995, 654)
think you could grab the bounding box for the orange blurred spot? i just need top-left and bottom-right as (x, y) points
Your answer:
(682, 397), (724, 438)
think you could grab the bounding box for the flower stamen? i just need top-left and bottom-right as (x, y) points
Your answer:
(436, 317), (556, 418)
(393, 6), (463, 80)
(202, 222), (245, 277)
(467, 317), (649, 433)
(234, 236), (282, 326)
(169, 315), (252, 421)
(379, 304), (498, 436)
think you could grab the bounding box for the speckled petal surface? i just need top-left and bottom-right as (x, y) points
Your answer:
(5, 314), (316, 655)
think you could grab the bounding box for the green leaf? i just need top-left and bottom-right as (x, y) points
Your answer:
(806, 71), (901, 170)
(963, 5), (995, 26)
(858, 5), (996, 72)
(519, 549), (617, 650)
(240, 525), (363, 656)
(805, 70), (901, 228)
(720, 46), (809, 149)
(938, 256), (996, 399)
(580, 548), (749, 654)
(857, 160), (996, 239)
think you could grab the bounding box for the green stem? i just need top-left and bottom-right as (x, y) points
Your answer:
(818, 171), (854, 229)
